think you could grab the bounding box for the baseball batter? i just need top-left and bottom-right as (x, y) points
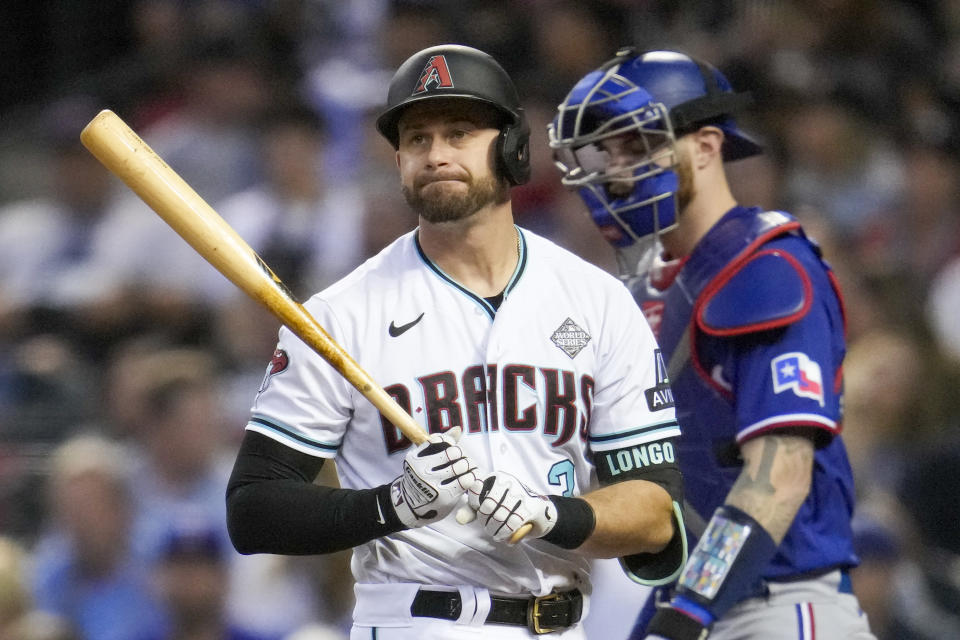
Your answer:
(550, 49), (876, 639)
(226, 45), (687, 639)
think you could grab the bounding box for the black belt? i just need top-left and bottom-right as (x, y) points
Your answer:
(410, 588), (583, 635)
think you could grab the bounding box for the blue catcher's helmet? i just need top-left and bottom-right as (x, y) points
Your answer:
(549, 49), (761, 248)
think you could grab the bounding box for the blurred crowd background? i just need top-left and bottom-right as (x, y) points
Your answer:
(1, 1), (960, 639)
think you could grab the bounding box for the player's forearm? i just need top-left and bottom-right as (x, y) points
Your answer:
(724, 433), (814, 543)
(577, 479), (675, 557)
(227, 479), (402, 554)
(226, 430), (404, 555)
(645, 435), (814, 635)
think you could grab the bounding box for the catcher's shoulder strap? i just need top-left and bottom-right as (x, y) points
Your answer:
(697, 241), (812, 337)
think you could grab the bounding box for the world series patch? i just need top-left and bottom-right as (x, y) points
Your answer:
(551, 318), (591, 359)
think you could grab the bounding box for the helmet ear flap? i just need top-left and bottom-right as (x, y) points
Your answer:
(497, 116), (531, 185)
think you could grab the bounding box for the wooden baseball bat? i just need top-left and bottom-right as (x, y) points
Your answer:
(80, 109), (429, 445)
(80, 109), (532, 543)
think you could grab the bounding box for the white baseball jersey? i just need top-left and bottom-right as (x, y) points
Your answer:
(247, 227), (680, 597)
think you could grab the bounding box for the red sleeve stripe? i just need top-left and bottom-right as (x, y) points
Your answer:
(736, 413), (839, 443)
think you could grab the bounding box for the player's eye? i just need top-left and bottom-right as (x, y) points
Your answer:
(624, 138), (643, 154)
(403, 133), (426, 147)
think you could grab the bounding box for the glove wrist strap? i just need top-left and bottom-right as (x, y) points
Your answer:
(541, 496), (595, 549)
(380, 481), (410, 530)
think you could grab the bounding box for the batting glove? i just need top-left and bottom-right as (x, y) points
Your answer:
(464, 472), (557, 543)
(390, 427), (479, 528)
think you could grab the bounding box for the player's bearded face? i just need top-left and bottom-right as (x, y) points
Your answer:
(402, 167), (509, 223)
(396, 100), (509, 223)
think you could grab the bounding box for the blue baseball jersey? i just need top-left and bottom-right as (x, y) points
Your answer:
(627, 206), (858, 579)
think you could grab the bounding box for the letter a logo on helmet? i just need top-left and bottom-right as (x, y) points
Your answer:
(413, 55), (454, 94)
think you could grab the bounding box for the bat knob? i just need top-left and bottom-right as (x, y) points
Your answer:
(455, 506), (477, 525)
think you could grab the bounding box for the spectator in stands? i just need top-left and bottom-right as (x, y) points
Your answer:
(214, 105), (366, 301)
(30, 434), (166, 640)
(154, 523), (275, 640)
(122, 347), (322, 639)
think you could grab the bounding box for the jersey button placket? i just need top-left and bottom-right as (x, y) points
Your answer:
(483, 326), (502, 455)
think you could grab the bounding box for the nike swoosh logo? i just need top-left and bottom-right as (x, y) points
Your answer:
(375, 496), (387, 525)
(388, 312), (425, 337)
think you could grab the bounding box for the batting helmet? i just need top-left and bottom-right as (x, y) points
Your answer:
(376, 44), (531, 186)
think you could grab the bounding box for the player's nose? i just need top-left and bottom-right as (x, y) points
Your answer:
(425, 138), (456, 167)
(605, 174), (635, 198)
(603, 150), (637, 198)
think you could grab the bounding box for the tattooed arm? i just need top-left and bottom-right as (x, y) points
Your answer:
(643, 433), (816, 637)
(726, 433), (815, 543)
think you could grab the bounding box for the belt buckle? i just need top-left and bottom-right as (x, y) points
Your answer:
(527, 592), (563, 635)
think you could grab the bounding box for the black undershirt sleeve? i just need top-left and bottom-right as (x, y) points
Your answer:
(226, 430), (405, 555)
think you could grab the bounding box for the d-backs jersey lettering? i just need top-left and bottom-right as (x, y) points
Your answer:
(248, 228), (680, 595)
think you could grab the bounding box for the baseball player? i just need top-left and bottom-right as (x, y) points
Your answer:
(549, 49), (876, 640)
(226, 45), (687, 639)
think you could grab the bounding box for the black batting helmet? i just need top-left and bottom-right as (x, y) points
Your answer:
(376, 44), (531, 185)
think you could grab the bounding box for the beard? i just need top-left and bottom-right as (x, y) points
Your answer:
(673, 151), (695, 212)
(402, 171), (509, 223)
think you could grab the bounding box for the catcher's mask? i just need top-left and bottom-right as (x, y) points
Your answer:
(549, 48), (761, 249)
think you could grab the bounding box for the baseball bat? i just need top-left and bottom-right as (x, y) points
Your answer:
(80, 109), (429, 446)
(80, 109), (532, 543)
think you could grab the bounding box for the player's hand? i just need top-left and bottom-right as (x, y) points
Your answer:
(390, 427), (479, 528)
(463, 472), (557, 543)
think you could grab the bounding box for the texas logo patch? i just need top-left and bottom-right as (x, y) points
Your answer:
(771, 352), (824, 406)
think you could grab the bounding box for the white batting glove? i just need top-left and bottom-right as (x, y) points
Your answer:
(464, 472), (557, 543)
(390, 427), (479, 528)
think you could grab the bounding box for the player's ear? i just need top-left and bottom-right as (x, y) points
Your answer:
(692, 126), (725, 169)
